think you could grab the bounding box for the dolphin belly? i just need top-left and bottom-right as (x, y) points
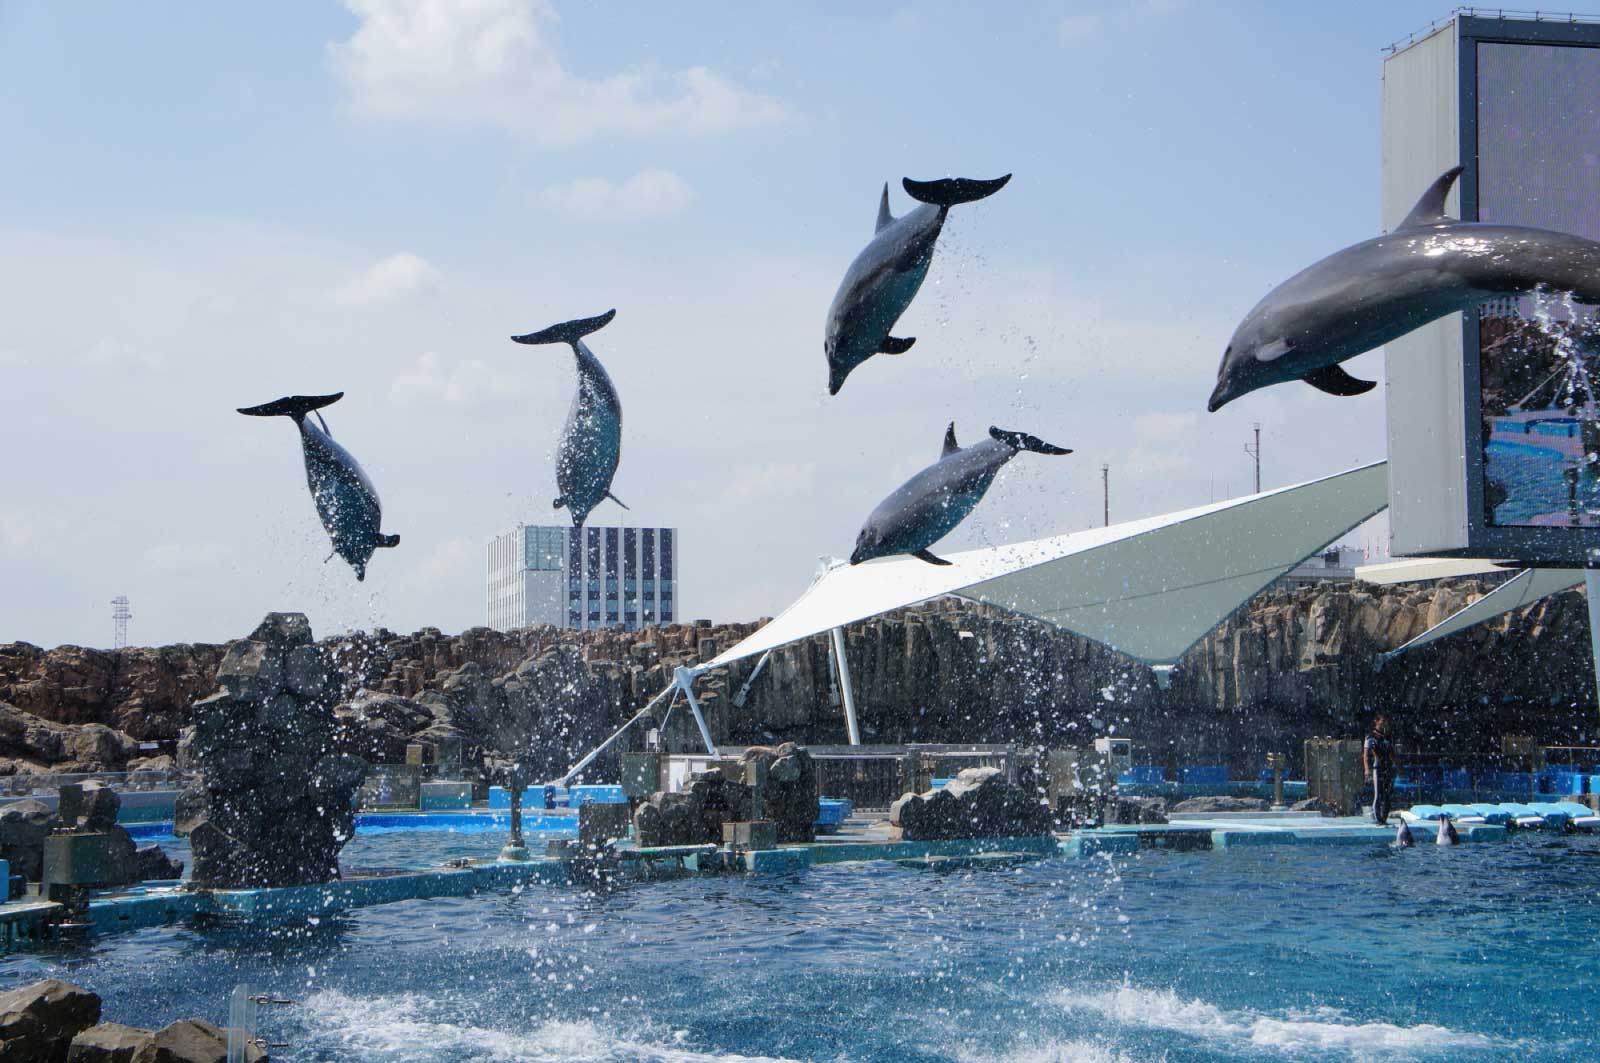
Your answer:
(556, 355), (623, 526)
(300, 422), (385, 573)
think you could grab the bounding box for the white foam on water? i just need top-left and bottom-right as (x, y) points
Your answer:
(1058, 983), (1501, 1059)
(297, 990), (805, 1063)
(959, 1040), (1148, 1063)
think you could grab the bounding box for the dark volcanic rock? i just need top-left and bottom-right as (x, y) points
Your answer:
(129, 1018), (264, 1063)
(0, 978), (102, 1063)
(1106, 795), (1169, 825)
(175, 613), (364, 889)
(633, 769), (753, 847)
(1170, 796), (1270, 814)
(741, 743), (819, 843)
(889, 767), (1053, 841)
(68, 1022), (154, 1063)
(0, 799), (61, 880)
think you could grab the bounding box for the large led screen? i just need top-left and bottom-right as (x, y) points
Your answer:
(1477, 42), (1600, 530)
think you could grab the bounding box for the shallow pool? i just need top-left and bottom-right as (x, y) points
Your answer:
(5, 833), (1599, 1062)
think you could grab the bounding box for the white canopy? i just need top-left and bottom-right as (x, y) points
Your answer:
(1381, 565), (1583, 660)
(1355, 557), (1511, 584)
(698, 460), (1389, 674)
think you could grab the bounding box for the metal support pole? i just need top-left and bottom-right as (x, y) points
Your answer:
(829, 626), (861, 745)
(673, 667), (718, 756)
(731, 650), (773, 709)
(555, 684), (674, 787)
(1586, 569), (1600, 723)
(1101, 464), (1109, 526)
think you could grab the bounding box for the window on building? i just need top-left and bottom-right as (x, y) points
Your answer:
(642, 528), (656, 580)
(524, 526), (564, 571)
(660, 528), (673, 581)
(623, 528), (637, 581)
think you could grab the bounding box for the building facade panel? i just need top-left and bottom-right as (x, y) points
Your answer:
(486, 523), (678, 632)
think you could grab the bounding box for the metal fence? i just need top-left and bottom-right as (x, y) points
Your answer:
(0, 769), (195, 797)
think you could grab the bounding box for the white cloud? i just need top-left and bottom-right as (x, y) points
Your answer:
(536, 169), (694, 220)
(77, 337), (169, 373)
(390, 351), (535, 407)
(337, 251), (442, 304)
(330, 0), (786, 145)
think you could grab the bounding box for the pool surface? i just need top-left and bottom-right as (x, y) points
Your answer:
(5, 831), (1598, 1061)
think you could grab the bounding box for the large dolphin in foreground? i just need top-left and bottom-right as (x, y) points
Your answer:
(238, 393), (399, 581)
(1208, 165), (1600, 411)
(825, 174), (1012, 395)
(851, 422), (1071, 566)
(512, 309), (626, 528)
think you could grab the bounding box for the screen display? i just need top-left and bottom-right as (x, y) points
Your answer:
(1477, 42), (1600, 529)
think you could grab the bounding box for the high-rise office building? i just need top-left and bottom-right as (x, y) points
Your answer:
(486, 524), (678, 632)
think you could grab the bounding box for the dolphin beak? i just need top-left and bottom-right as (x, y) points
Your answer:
(1207, 379), (1231, 413)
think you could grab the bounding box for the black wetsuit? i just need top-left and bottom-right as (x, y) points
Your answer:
(1365, 730), (1394, 824)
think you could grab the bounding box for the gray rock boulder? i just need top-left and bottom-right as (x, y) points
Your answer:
(0, 799), (61, 880)
(0, 978), (102, 1063)
(129, 1018), (265, 1063)
(1105, 794), (1169, 824)
(633, 768), (753, 847)
(741, 743), (818, 843)
(1170, 795), (1270, 814)
(889, 767), (1053, 841)
(67, 1022), (154, 1063)
(175, 613), (364, 889)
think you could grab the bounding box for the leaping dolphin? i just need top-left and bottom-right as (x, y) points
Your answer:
(1208, 165), (1600, 411)
(238, 393), (399, 581)
(825, 174), (1012, 395)
(851, 422), (1071, 566)
(512, 309), (626, 529)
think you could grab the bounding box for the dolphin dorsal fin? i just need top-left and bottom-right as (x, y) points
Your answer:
(941, 421), (959, 458)
(876, 183), (894, 233)
(1397, 166), (1463, 230)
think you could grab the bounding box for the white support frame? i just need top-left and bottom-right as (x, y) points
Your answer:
(829, 626), (861, 746)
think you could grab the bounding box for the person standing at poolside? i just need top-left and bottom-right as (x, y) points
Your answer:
(1362, 715), (1396, 824)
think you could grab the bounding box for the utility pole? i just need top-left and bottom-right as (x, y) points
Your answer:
(1101, 464), (1110, 527)
(1245, 423), (1262, 493)
(111, 596), (131, 649)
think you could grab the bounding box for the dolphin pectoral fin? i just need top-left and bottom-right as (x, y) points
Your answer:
(942, 422), (960, 458)
(1397, 165), (1464, 230)
(912, 549), (953, 566)
(553, 496), (567, 511)
(1302, 364), (1377, 397)
(876, 183), (894, 233)
(324, 551), (335, 564)
(607, 491), (630, 510)
(880, 336), (916, 355)
(379, 533), (400, 549)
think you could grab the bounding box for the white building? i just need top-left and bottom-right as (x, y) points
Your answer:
(486, 524), (678, 632)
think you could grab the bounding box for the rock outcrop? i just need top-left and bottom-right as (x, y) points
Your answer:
(0, 574), (1595, 785)
(174, 614), (364, 889)
(633, 768), (753, 848)
(1170, 795), (1269, 814)
(0, 978), (101, 1063)
(741, 743), (819, 843)
(67, 1022), (153, 1062)
(889, 767), (1053, 841)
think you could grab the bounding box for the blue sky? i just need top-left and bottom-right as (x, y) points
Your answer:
(5, 1), (1594, 648)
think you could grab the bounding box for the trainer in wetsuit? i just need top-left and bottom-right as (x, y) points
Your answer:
(1362, 716), (1396, 825)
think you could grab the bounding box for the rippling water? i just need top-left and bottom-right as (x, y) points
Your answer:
(4, 831), (1598, 1062)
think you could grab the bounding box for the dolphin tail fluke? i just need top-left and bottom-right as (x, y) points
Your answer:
(237, 393), (344, 420)
(913, 549), (953, 566)
(880, 336), (915, 355)
(607, 491), (630, 510)
(989, 426), (1073, 455)
(902, 174), (1012, 207)
(379, 533), (400, 549)
(1302, 364), (1376, 397)
(512, 309), (617, 346)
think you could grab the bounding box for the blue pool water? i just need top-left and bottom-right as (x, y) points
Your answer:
(1485, 439), (1600, 524)
(5, 832), (1599, 1062)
